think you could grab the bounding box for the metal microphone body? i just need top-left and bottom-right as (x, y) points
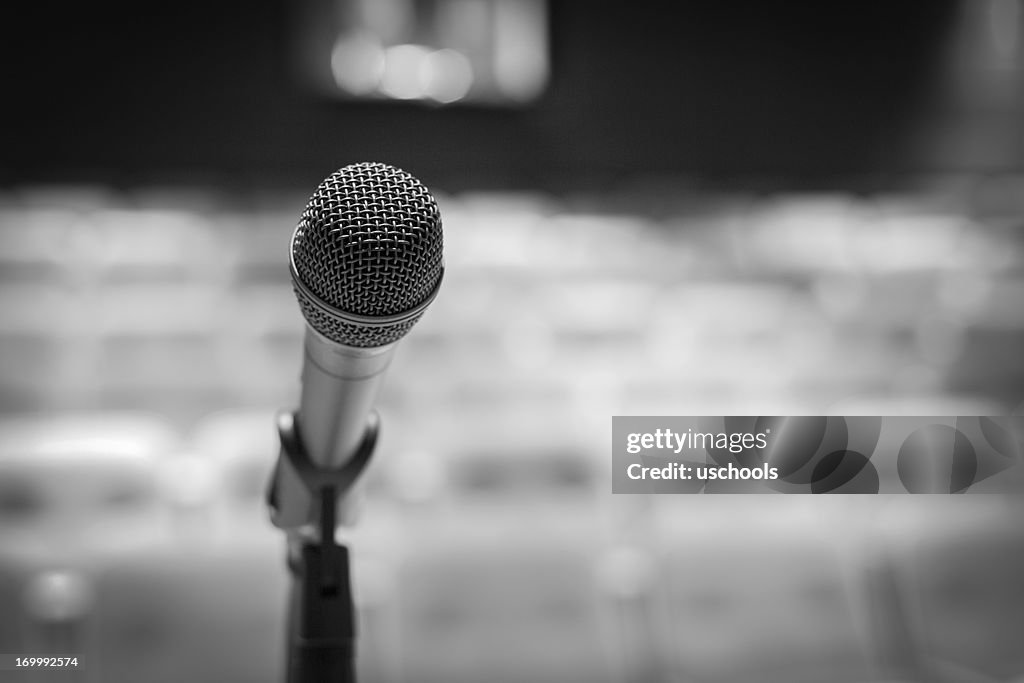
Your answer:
(268, 162), (444, 533)
(299, 332), (396, 470)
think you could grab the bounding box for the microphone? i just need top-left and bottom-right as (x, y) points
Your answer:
(268, 162), (444, 532)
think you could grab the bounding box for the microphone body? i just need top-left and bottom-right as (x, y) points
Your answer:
(267, 161), (444, 533)
(269, 333), (395, 529)
(299, 332), (395, 470)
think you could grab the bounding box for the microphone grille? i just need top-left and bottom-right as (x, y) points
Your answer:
(290, 162), (444, 347)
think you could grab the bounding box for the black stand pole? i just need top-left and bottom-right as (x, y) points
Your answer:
(270, 411), (379, 683)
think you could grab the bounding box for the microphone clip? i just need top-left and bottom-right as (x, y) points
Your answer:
(267, 410), (379, 532)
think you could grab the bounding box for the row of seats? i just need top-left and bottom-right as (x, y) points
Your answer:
(1, 186), (1022, 427)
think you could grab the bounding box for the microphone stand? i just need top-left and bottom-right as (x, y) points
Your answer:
(269, 410), (379, 683)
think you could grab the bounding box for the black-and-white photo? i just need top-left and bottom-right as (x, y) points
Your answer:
(1, 2), (1022, 682)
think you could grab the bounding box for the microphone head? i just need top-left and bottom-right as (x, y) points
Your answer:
(290, 162), (444, 347)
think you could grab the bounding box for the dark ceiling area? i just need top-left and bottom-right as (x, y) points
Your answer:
(1, 1), (994, 191)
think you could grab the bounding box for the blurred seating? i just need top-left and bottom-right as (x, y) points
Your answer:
(2, 181), (1023, 421)
(0, 180), (1022, 681)
(92, 539), (287, 683)
(866, 498), (1024, 682)
(0, 412), (180, 666)
(387, 445), (613, 683)
(643, 498), (874, 683)
(188, 409), (280, 524)
(0, 412), (179, 558)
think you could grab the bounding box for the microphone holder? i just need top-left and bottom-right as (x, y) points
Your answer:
(269, 410), (379, 683)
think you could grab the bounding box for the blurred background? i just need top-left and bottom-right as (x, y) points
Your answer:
(1, 0), (1023, 681)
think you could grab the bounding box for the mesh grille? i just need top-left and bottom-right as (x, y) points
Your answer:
(291, 162), (444, 347)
